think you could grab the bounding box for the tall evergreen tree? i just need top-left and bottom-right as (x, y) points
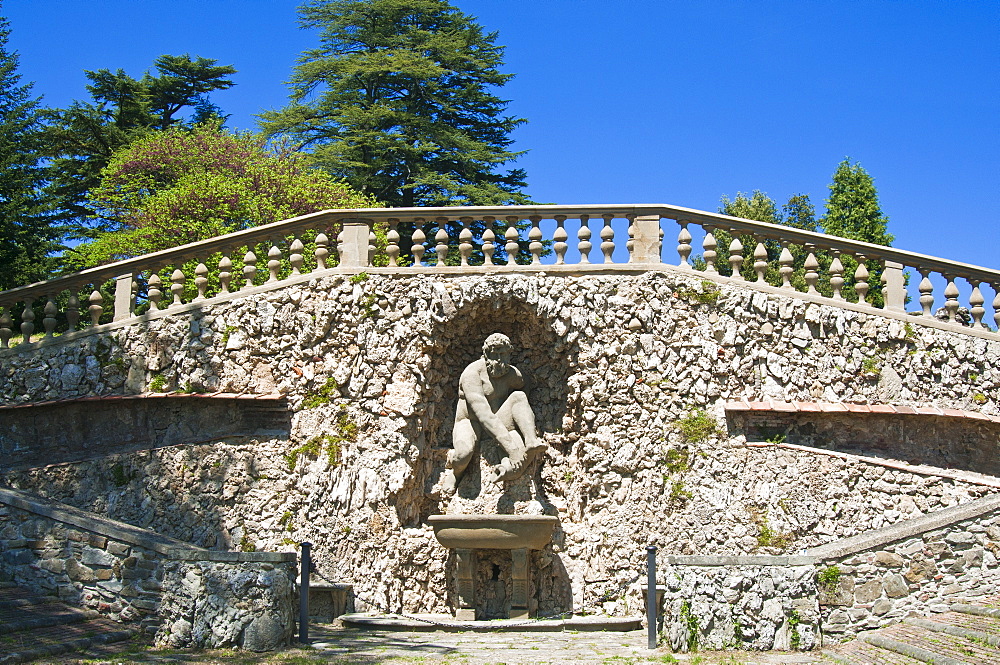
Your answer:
(260, 0), (530, 208)
(822, 158), (893, 306)
(0, 13), (59, 291)
(41, 55), (236, 238)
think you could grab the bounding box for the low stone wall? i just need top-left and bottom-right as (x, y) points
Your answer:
(0, 486), (296, 651)
(660, 494), (1000, 651)
(661, 556), (820, 652)
(807, 493), (1000, 641)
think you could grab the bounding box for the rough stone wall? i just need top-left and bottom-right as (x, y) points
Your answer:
(0, 502), (163, 633)
(661, 561), (819, 652)
(817, 510), (1000, 640)
(2, 271), (999, 618)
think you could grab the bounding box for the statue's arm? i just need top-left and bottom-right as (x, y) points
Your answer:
(460, 370), (512, 445)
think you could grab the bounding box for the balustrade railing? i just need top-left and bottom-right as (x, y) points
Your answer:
(1, 204), (998, 349)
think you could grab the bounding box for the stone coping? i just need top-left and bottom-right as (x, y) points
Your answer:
(663, 555), (819, 566)
(0, 485), (295, 563)
(0, 392), (286, 410)
(725, 400), (1000, 423)
(804, 493), (1000, 560)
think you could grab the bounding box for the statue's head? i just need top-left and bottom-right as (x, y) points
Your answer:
(482, 333), (513, 378)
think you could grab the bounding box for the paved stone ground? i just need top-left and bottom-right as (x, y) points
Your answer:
(40, 627), (823, 665)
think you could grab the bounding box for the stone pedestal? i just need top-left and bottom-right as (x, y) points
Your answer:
(428, 514), (558, 620)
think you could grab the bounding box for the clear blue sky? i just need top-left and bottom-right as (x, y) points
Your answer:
(7, 0), (999, 273)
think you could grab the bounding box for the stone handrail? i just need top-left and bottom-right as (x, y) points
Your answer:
(1, 204), (998, 350)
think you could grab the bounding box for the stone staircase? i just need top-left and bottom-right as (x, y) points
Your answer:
(823, 597), (1000, 665)
(0, 583), (138, 664)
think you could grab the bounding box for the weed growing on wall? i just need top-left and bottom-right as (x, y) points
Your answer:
(109, 462), (133, 487)
(148, 373), (167, 392)
(675, 410), (721, 444)
(788, 609), (802, 649)
(747, 506), (793, 551)
(817, 565), (841, 590)
(285, 405), (356, 470)
(302, 377), (339, 409)
(674, 280), (721, 305)
(679, 600), (700, 652)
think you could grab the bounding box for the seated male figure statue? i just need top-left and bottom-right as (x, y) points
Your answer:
(442, 333), (546, 491)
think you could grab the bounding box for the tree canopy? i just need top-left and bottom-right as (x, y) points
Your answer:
(260, 0), (530, 207)
(40, 54), (236, 236)
(0, 14), (59, 291)
(822, 158), (893, 246)
(69, 122), (376, 268)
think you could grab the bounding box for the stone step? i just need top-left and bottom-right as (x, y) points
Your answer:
(871, 620), (999, 665)
(0, 601), (93, 633)
(907, 616), (1000, 648)
(952, 602), (1000, 620)
(0, 622), (136, 665)
(823, 637), (926, 664)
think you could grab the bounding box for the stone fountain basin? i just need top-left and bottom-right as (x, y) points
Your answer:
(428, 514), (558, 550)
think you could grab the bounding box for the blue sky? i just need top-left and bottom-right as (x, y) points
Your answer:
(7, 0), (999, 275)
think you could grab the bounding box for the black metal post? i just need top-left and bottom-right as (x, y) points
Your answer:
(299, 542), (311, 644)
(646, 545), (657, 649)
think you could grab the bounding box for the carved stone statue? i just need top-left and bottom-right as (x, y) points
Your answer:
(442, 333), (546, 491)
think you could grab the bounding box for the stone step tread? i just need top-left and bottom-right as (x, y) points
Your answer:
(0, 615), (131, 651)
(823, 638), (925, 665)
(0, 603), (93, 632)
(0, 626), (138, 665)
(936, 610), (1000, 635)
(0, 587), (53, 603)
(881, 622), (1000, 664)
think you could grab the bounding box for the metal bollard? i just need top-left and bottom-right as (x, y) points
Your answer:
(299, 542), (312, 644)
(646, 545), (657, 649)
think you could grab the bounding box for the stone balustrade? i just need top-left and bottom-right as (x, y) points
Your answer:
(1, 204), (998, 355)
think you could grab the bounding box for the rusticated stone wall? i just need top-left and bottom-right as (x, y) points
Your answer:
(1, 270), (998, 621)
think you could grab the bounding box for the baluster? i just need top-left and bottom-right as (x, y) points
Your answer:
(243, 250), (257, 288)
(411, 219), (426, 267)
(482, 217), (496, 266)
(993, 284), (1000, 330)
(728, 236), (744, 280)
(854, 255), (870, 304)
(702, 226), (717, 274)
(918, 270), (934, 317)
(218, 255), (232, 295)
(148, 272), (163, 311)
(578, 215), (592, 264)
(626, 214), (635, 259)
(0, 306), (10, 348)
(368, 228), (377, 266)
(267, 241), (282, 282)
(968, 279), (986, 329)
(43, 295), (58, 337)
(65, 291), (80, 330)
(778, 243), (794, 289)
(289, 238), (304, 275)
(528, 215), (543, 264)
(170, 268), (185, 306)
(677, 221), (692, 267)
(386, 219), (400, 267)
(943, 275), (959, 323)
(553, 215), (568, 265)
(829, 253), (844, 300)
(336, 227), (346, 265)
(194, 261), (209, 301)
(504, 216), (520, 265)
(459, 217), (473, 266)
(803, 245), (819, 294)
(89, 290), (103, 325)
(20, 297), (34, 341)
(435, 217), (449, 266)
(600, 214), (615, 263)
(315, 233), (330, 270)
(753, 241), (768, 283)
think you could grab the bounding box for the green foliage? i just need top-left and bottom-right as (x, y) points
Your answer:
(239, 534), (255, 552)
(109, 462), (133, 487)
(675, 410), (721, 444)
(220, 325), (238, 347)
(748, 506), (793, 551)
(818, 565), (841, 590)
(260, 0), (530, 208)
(861, 356), (882, 376)
(279, 510), (295, 532)
(765, 433), (786, 445)
(675, 281), (721, 305)
(664, 447), (691, 474)
(148, 373), (167, 393)
(285, 406), (355, 470)
(972, 392), (987, 405)
(678, 600), (700, 651)
(0, 15), (62, 290)
(302, 377), (340, 409)
(67, 123), (376, 268)
(40, 54), (236, 239)
(668, 480), (692, 505)
(348, 272), (369, 284)
(903, 321), (917, 341)
(788, 609), (802, 649)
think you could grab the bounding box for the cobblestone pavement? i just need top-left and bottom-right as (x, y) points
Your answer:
(43, 626), (825, 664)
